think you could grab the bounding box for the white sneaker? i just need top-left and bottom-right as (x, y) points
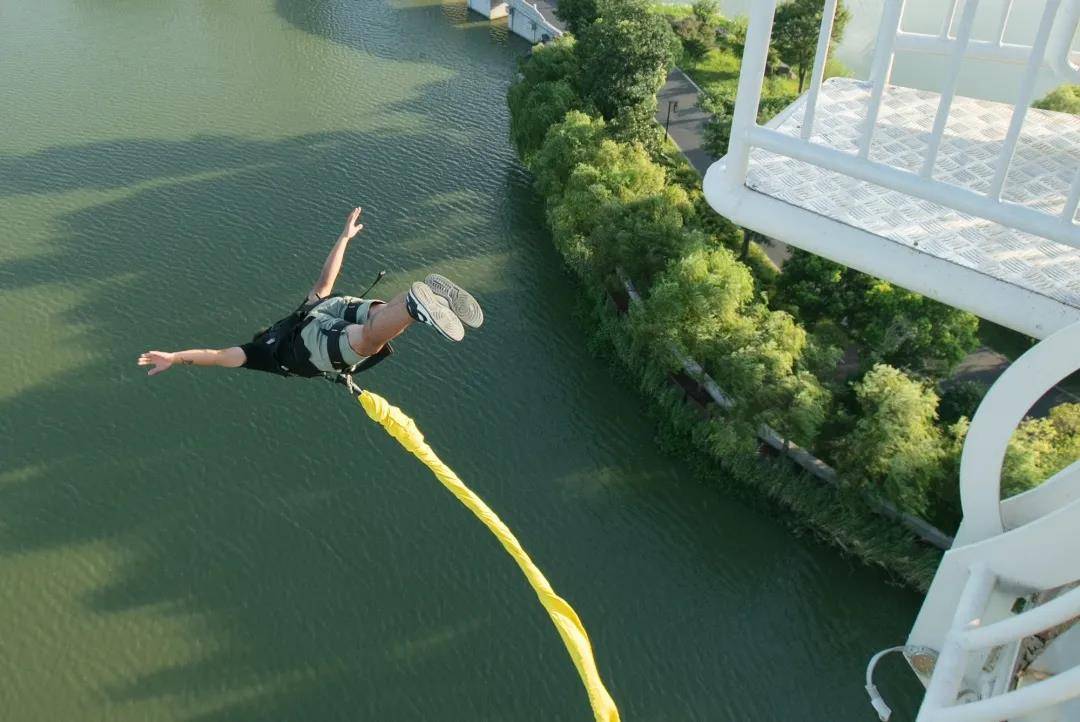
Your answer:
(425, 273), (484, 328)
(406, 282), (464, 342)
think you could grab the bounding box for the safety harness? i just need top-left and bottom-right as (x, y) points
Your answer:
(259, 296), (393, 378)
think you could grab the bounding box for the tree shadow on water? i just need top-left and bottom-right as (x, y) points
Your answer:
(0, 121), (590, 721)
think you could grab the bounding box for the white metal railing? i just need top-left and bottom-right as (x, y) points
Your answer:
(724, 0), (1080, 250)
(917, 565), (1080, 722)
(894, 1), (1080, 79)
(901, 321), (1080, 721)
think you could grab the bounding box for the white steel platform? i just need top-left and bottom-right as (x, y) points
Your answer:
(746, 77), (1080, 311)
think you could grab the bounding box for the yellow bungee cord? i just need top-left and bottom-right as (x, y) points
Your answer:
(342, 377), (620, 722)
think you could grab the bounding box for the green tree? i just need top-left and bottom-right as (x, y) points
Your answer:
(642, 244), (757, 355)
(715, 309), (831, 445)
(641, 246), (830, 444)
(590, 184), (695, 286)
(670, 0), (720, 63)
(836, 364), (946, 514)
(554, 0), (601, 36)
(1033, 84), (1080, 114)
(938, 380), (987, 426)
(1002, 403), (1080, 497)
(577, 0), (676, 138)
(775, 250), (979, 378)
(547, 137), (668, 270)
(672, 15), (715, 62)
(507, 37), (582, 162)
(851, 279), (980, 377)
(529, 110), (608, 200)
(772, 0), (851, 92)
(609, 102), (667, 156)
(691, 0), (720, 26)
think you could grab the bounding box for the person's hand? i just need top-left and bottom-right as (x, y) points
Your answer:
(342, 207), (363, 240)
(138, 351), (175, 376)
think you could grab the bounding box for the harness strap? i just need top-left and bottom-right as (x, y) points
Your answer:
(344, 300), (363, 324)
(326, 317), (394, 375)
(325, 319), (353, 372)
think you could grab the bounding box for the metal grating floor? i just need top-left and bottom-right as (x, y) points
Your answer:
(746, 78), (1080, 310)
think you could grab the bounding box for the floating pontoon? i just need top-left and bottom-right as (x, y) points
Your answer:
(703, 1), (1080, 719)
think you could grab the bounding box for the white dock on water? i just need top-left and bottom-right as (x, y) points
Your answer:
(466, 0), (563, 44)
(704, 0), (1080, 720)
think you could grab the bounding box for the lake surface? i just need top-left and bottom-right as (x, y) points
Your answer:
(0, 1), (925, 720)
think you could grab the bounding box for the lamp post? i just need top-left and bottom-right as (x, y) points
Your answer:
(664, 99), (679, 134)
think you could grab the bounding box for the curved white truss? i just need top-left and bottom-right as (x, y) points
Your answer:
(958, 320), (1080, 543)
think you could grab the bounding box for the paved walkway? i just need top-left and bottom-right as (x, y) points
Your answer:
(655, 68), (714, 175)
(656, 67), (791, 267)
(533, 0), (565, 31)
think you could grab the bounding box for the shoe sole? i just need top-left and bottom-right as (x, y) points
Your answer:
(410, 282), (464, 342)
(425, 274), (484, 328)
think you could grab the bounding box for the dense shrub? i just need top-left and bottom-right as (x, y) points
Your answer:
(507, 37), (582, 162)
(775, 250), (979, 378)
(938, 380), (987, 426)
(554, 0), (602, 36)
(1003, 404), (1080, 497)
(835, 364), (946, 515)
(1033, 84), (1080, 114)
(577, 0), (677, 142)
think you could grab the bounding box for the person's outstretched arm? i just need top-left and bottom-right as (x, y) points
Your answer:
(308, 207), (364, 303)
(138, 347), (246, 376)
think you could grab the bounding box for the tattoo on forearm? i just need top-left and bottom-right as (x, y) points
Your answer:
(181, 358), (194, 365)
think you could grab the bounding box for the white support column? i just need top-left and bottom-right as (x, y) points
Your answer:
(988, 0), (1062, 199)
(1063, 168), (1080, 224)
(920, 0), (980, 178)
(994, 0), (1013, 45)
(724, 0), (778, 187)
(941, 0), (961, 38)
(921, 565), (996, 713)
(800, 0), (840, 140)
(861, 0), (906, 158)
(959, 321), (1080, 542)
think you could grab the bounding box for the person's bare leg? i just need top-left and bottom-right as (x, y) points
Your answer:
(350, 292), (413, 356)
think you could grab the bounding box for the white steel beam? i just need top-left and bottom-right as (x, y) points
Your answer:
(861, 0), (906, 158)
(723, 0), (778, 182)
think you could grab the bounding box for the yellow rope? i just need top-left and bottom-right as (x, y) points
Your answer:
(357, 389), (620, 722)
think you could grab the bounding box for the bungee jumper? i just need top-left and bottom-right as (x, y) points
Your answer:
(136, 207), (621, 722)
(137, 207), (483, 379)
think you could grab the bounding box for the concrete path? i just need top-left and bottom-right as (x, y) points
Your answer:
(533, 0), (564, 32)
(656, 67), (792, 266)
(655, 68), (715, 176)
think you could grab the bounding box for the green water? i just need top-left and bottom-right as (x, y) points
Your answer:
(1, 1), (925, 719)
